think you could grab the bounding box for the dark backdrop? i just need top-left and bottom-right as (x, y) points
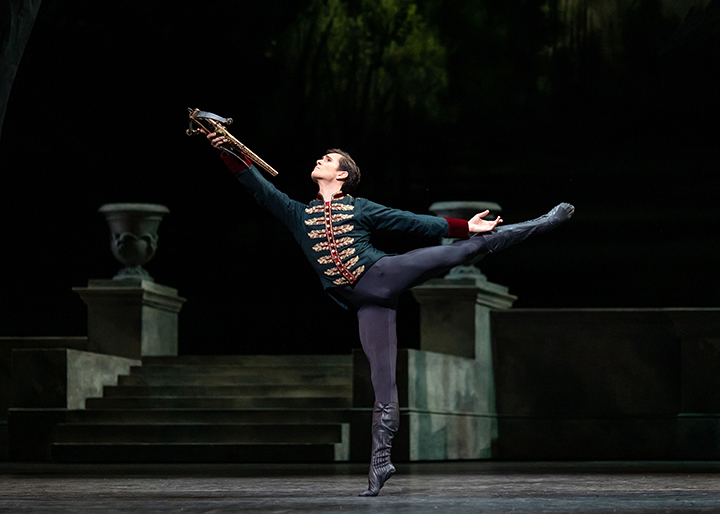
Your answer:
(1, 1), (718, 355)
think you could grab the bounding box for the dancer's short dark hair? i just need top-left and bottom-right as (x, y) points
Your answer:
(328, 148), (361, 193)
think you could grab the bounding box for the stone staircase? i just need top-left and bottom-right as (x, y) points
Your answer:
(51, 355), (353, 463)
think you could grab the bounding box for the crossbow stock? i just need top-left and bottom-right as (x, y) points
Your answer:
(186, 108), (279, 177)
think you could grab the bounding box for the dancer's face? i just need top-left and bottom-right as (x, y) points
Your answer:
(311, 153), (347, 183)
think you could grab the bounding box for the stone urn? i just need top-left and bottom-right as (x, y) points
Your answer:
(429, 201), (502, 280)
(99, 203), (170, 281)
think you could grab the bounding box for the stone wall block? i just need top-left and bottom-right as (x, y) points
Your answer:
(66, 349), (139, 409)
(490, 309), (683, 417)
(0, 337), (88, 421)
(8, 348), (140, 461)
(10, 349), (68, 409)
(677, 414), (720, 459)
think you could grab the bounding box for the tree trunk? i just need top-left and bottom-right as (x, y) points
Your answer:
(0, 0), (42, 141)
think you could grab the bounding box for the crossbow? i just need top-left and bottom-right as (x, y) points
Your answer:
(186, 108), (278, 177)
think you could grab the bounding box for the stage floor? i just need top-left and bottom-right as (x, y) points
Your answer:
(1, 461), (720, 512)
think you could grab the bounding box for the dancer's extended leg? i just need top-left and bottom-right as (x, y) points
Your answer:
(348, 202), (575, 302)
(482, 202), (574, 254)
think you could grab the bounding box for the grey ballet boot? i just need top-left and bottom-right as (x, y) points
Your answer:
(359, 402), (400, 497)
(482, 202), (575, 254)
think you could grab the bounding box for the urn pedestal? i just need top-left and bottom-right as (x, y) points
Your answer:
(411, 276), (516, 360)
(74, 279), (185, 360)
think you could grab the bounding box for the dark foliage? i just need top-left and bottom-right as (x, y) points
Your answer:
(0, 0), (718, 353)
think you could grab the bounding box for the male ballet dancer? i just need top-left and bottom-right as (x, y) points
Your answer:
(203, 131), (574, 496)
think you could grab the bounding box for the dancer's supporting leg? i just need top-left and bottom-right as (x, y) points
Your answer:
(357, 302), (399, 405)
(352, 300), (400, 497)
(342, 202), (574, 496)
(342, 241), (483, 497)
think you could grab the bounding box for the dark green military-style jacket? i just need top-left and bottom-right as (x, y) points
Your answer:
(222, 154), (468, 305)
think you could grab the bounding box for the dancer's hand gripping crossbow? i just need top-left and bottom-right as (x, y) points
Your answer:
(186, 108), (278, 177)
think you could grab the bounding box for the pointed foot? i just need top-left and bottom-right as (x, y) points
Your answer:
(358, 465), (395, 497)
(550, 203), (575, 223)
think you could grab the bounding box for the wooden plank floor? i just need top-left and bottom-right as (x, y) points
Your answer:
(1, 461), (720, 512)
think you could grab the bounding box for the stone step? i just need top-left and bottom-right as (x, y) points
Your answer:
(85, 396), (352, 410)
(102, 385), (352, 398)
(117, 373), (350, 387)
(52, 354), (355, 464)
(54, 423), (345, 444)
(65, 408), (350, 425)
(124, 365), (352, 378)
(52, 442), (342, 463)
(141, 355), (352, 367)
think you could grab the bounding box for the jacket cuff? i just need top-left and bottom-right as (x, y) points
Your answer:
(221, 152), (252, 173)
(444, 217), (469, 238)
